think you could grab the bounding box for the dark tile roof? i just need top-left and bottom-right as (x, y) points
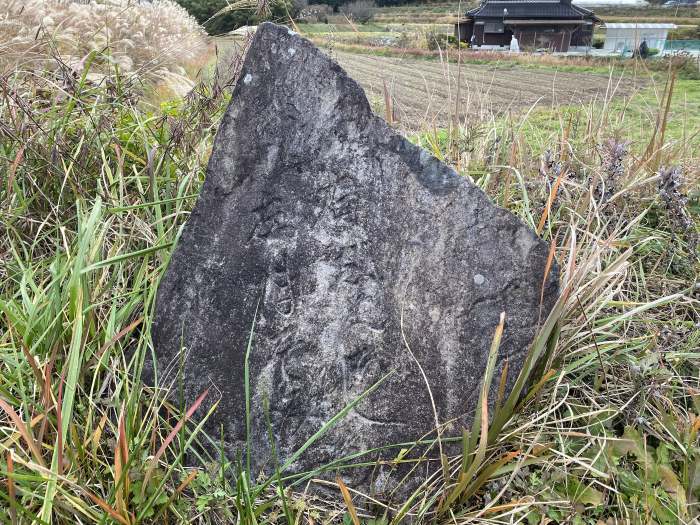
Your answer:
(467, 1), (597, 20)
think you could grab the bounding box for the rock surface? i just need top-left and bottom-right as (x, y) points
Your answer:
(152, 22), (558, 493)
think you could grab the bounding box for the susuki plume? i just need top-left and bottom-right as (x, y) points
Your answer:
(1, 0), (208, 79)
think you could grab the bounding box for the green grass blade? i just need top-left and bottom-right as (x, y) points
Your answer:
(280, 370), (395, 472)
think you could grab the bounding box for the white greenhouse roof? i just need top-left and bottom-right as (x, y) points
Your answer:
(605, 23), (677, 30)
(575, 0), (647, 5)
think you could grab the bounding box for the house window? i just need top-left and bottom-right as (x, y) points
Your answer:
(484, 22), (505, 33)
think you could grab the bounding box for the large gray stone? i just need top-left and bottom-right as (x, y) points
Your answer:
(152, 22), (558, 493)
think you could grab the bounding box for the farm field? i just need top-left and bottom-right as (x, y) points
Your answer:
(331, 49), (640, 130)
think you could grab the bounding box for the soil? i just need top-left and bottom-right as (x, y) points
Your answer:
(331, 50), (642, 131)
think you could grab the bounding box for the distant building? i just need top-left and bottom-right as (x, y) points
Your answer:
(455, 0), (600, 53)
(604, 23), (677, 54)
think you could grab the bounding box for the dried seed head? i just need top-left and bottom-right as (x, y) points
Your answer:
(657, 166), (698, 256)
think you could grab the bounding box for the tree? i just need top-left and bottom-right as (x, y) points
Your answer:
(297, 0), (410, 11)
(175, 0), (298, 34)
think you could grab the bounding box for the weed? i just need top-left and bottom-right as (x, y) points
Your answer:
(658, 166), (699, 257)
(595, 138), (629, 206)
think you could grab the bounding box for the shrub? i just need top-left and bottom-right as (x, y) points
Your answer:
(175, 0), (297, 34)
(662, 51), (700, 80)
(669, 24), (700, 40)
(290, 0), (310, 19)
(340, 0), (375, 24)
(299, 3), (333, 22)
(425, 30), (449, 51)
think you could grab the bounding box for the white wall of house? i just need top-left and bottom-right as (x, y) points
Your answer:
(604, 24), (677, 54)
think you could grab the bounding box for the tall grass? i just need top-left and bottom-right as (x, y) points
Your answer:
(1, 0), (208, 91)
(0, 36), (231, 520)
(1, 13), (699, 525)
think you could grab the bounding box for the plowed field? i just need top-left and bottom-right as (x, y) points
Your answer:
(332, 50), (639, 131)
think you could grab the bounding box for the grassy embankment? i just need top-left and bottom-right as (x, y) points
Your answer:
(1, 1), (699, 524)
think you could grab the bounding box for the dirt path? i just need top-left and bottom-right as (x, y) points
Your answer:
(330, 50), (641, 132)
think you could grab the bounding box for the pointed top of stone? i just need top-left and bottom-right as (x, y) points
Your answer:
(208, 22), (462, 197)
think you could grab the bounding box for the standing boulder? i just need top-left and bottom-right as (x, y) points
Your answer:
(152, 22), (558, 493)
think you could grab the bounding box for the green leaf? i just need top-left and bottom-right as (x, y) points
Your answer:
(526, 510), (541, 525)
(658, 465), (687, 518)
(611, 426), (655, 475)
(280, 370), (395, 472)
(81, 242), (174, 274)
(566, 476), (604, 506)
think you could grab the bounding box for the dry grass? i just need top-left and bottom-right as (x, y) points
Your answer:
(0, 0), (209, 87)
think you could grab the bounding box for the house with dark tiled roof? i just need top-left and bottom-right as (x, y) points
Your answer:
(455, 0), (600, 52)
